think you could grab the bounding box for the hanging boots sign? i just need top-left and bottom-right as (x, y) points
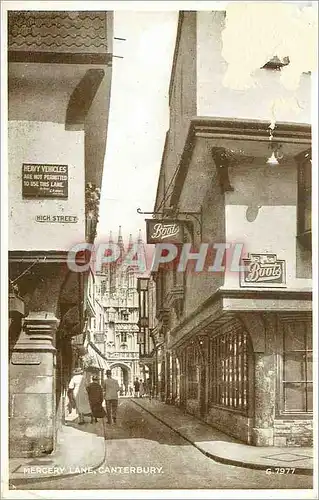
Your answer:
(145, 219), (191, 244)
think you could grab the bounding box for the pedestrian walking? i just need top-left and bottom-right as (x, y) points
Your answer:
(129, 385), (133, 397)
(103, 370), (120, 424)
(87, 374), (108, 438)
(133, 377), (140, 397)
(67, 380), (76, 414)
(145, 378), (152, 400)
(68, 368), (92, 425)
(86, 375), (106, 423)
(139, 379), (145, 398)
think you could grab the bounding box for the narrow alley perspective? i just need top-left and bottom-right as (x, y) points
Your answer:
(10, 398), (312, 491)
(5, 4), (316, 500)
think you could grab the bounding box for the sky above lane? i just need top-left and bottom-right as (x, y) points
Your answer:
(96, 11), (178, 244)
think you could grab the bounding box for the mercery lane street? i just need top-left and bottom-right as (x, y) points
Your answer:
(13, 399), (312, 491)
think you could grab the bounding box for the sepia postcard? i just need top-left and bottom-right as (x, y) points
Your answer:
(1, 1), (318, 499)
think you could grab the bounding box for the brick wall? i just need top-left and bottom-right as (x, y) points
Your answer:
(274, 419), (313, 447)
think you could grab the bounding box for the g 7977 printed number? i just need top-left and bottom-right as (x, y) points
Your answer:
(266, 468), (295, 474)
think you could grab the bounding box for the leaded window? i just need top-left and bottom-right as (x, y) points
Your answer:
(282, 319), (312, 413)
(211, 330), (249, 412)
(187, 344), (199, 399)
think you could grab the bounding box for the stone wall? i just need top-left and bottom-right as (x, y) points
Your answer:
(9, 349), (56, 457)
(186, 399), (199, 417)
(9, 312), (58, 458)
(274, 419), (313, 447)
(206, 406), (253, 443)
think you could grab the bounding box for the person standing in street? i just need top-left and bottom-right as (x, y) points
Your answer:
(87, 374), (108, 438)
(68, 367), (92, 425)
(103, 370), (120, 424)
(86, 374), (105, 423)
(139, 379), (145, 398)
(133, 377), (140, 397)
(145, 378), (153, 400)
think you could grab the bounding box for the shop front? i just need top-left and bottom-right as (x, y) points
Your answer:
(170, 299), (312, 447)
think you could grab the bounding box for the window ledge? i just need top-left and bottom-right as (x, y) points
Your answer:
(276, 413), (313, 420)
(209, 403), (249, 416)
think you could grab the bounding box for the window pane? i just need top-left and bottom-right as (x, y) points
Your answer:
(210, 331), (249, 412)
(284, 323), (305, 350)
(284, 352), (306, 381)
(284, 382), (307, 412)
(307, 384), (313, 412)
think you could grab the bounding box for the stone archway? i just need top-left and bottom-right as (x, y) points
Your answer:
(109, 362), (132, 395)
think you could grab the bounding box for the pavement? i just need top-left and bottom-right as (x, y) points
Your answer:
(132, 397), (313, 475)
(9, 409), (106, 482)
(9, 397), (313, 483)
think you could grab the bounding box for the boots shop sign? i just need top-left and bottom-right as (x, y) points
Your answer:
(240, 253), (286, 288)
(146, 219), (185, 244)
(22, 163), (68, 198)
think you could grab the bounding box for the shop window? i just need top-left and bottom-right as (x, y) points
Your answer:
(297, 150), (312, 249)
(187, 344), (199, 399)
(281, 319), (312, 414)
(211, 330), (250, 413)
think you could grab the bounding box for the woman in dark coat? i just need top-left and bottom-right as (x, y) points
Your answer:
(86, 375), (106, 423)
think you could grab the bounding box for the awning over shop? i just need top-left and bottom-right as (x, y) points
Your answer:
(85, 341), (110, 371)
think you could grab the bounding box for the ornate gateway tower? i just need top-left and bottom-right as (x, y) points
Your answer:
(93, 228), (146, 390)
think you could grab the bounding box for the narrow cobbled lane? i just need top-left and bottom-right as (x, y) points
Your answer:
(12, 399), (313, 491)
